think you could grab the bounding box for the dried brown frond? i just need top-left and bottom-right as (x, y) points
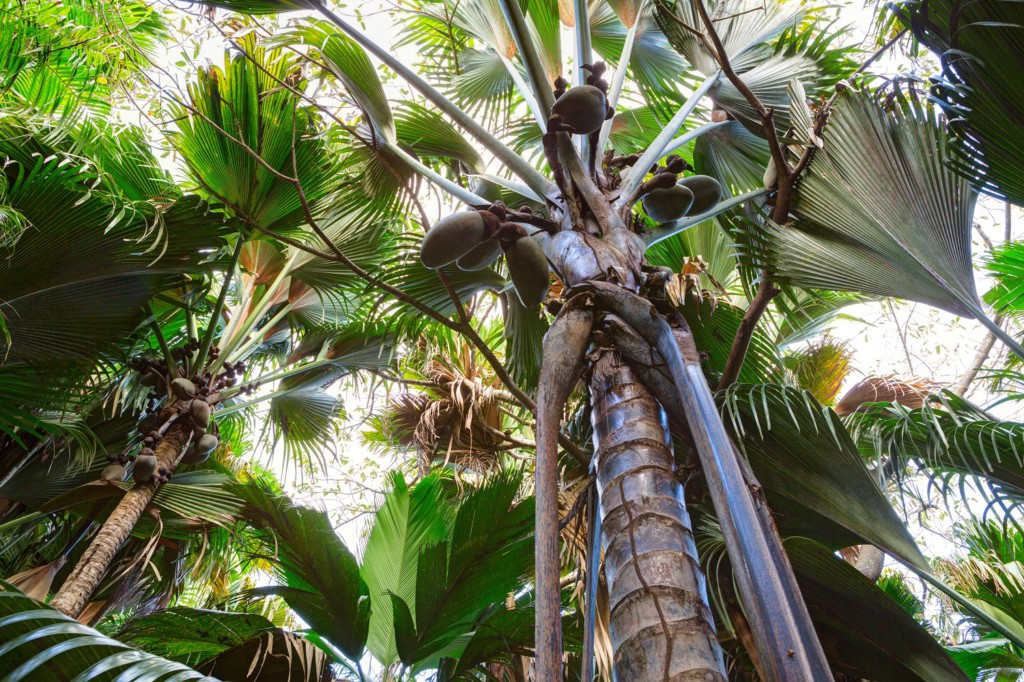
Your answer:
(834, 375), (941, 416)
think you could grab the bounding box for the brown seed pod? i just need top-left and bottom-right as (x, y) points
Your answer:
(551, 85), (607, 135)
(505, 236), (550, 308)
(132, 454), (158, 483)
(170, 378), (197, 400)
(420, 212), (488, 269)
(642, 184), (695, 223)
(138, 412), (161, 434)
(456, 239), (502, 271)
(100, 463), (126, 482)
(190, 399), (211, 429)
(196, 433), (220, 455)
(678, 175), (723, 216)
(180, 444), (211, 466)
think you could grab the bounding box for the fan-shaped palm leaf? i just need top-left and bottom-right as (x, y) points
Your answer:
(0, 582), (214, 681)
(764, 89), (1024, 354)
(896, 0), (1024, 206)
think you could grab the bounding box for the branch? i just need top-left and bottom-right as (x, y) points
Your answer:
(716, 276), (778, 389)
(692, 0), (789, 181)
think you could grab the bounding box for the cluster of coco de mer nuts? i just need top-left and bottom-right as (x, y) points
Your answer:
(101, 346), (254, 485)
(419, 62), (725, 307)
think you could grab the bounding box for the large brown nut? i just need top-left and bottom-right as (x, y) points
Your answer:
(551, 85), (607, 135)
(642, 184), (695, 223)
(420, 212), (488, 269)
(505, 236), (550, 308)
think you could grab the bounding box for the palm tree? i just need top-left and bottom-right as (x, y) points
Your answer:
(1, 469), (556, 681)
(3, 0), (1024, 679)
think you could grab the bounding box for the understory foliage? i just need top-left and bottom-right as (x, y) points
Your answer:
(1, 0), (1024, 680)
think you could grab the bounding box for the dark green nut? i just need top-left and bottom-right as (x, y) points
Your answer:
(678, 175), (723, 216)
(505, 236), (550, 308)
(196, 434), (220, 455)
(420, 212), (488, 269)
(551, 85), (607, 135)
(642, 184), (695, 223)
(181, 444), (211, 466)
(456, 239), (502, 271)
(190, 399), (211, 429)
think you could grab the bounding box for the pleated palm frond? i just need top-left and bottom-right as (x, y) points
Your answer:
(765, 88), (993, 325)
(0, 129), (232, 366)
(655, 0), (854, 132)
(697, 522), (967, 680)
(0, 0), (164, 130)
(720, 383), (928, 568)
(985, 242), (1024, 314)
(231, 479), (370, 661)
(171, 40), (336, 235)
(771, 287), (871, 346)
(845, 391), (1024, 511)
(363, 469), (536, 673)
(504, 291), (549, 391)
(679, 297), (785, 385)
(589, 0), (694, 118)
(896, 0), (1024, 206)
(0, 583), (217, 682)
(693, 120), (769, 195)
(938, 521), (1024, 674)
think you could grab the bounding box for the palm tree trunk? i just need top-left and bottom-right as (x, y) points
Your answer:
(589, 350), (726, 681)
(49, 421), (191, 617)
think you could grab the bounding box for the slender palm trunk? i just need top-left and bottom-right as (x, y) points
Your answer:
(49, 421), (191, 617)
(589, 350), (726, 681)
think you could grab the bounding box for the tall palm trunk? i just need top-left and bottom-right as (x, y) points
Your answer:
(589, 350), (726, 681)
(49, 421), (191, 617)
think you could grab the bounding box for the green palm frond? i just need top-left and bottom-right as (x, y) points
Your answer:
(589, 0), (691, 118)
(0, 135), (231, 365)
(273, 19), (395, 140)
(783, 538), (968, 681)
(846, 392), (1024, 509)
(171, 41), (335, 233)
(765, 89), (993, 328)
(0, 0), (165, 129)
(720, 383), (928, 567)
(115, 607), (277, 667)
(692, 120), (768, 195)
(361, 471), (451, 667)
(679, 298), (784, 385)
(0, 582), (213, 681)
(504, 292), (549, 392)
(986, 242), (1024, 314)
(896, 0), (1024, 206)
(231, 479), (370, 660)
(391, 468), (534, 670)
